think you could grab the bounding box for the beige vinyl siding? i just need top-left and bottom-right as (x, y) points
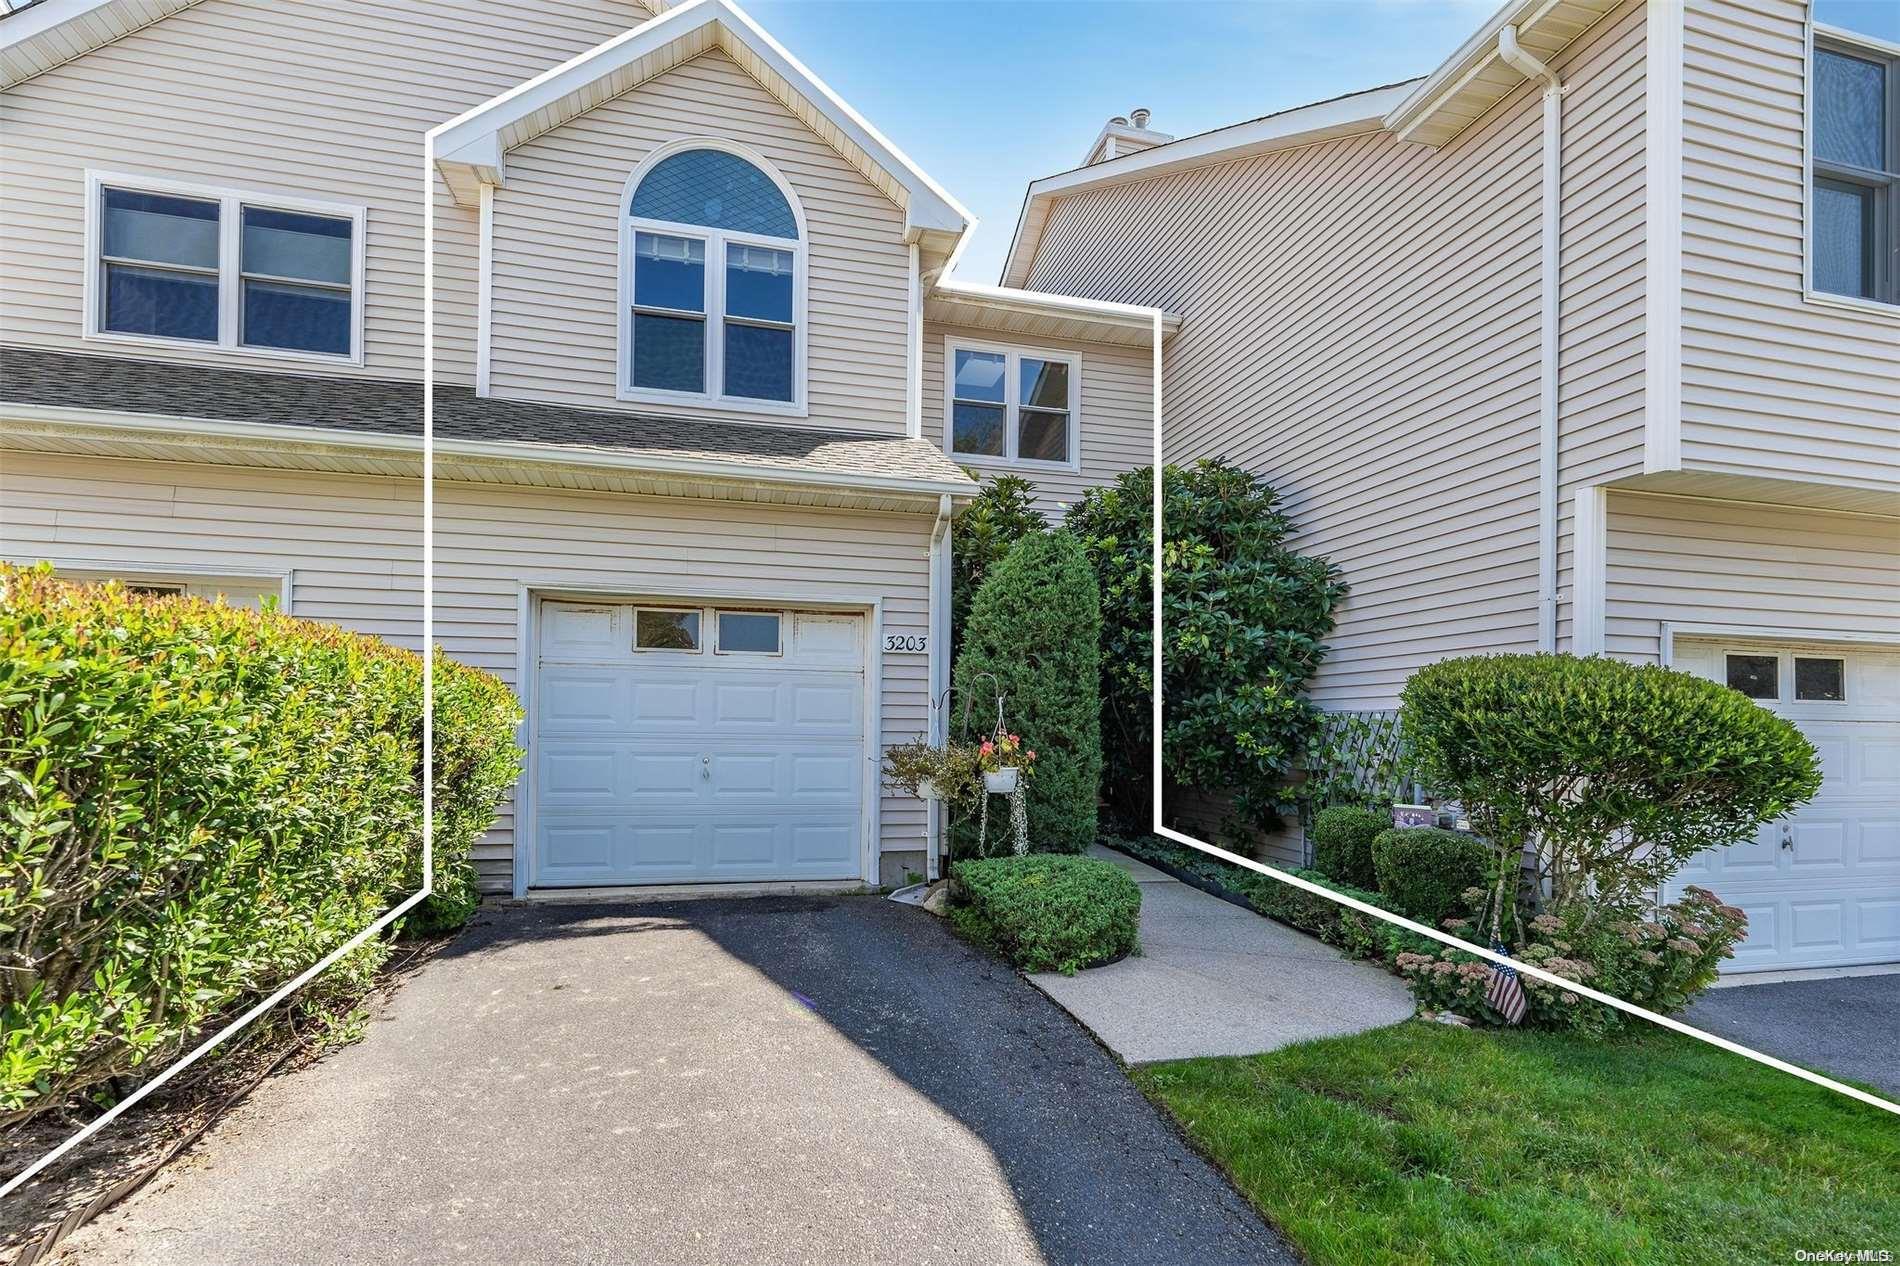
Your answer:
(0, 0), (647, 384)
(1603, 491), (1900, 663)
(487, 49), (911, 435)
(1677, 0), (1900, 493)
(1554, 1), (1649, 650)
(0, 451), (424, 641)
(921, 322), (1151, 516)
(1028, 77), (1547, 708)
(1021, 2), (1648, 707)
(0, 452), (932, 891)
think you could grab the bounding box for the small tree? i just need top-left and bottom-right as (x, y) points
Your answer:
(953, 532), (1102, 854)
(1162, 460), (1347, 833)
(1065, 469), (1153, 834)
(1401, 653), (1823, 921)
(950, 472), (1044, 659)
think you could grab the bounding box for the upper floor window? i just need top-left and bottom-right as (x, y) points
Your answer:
(1811, 34), (1898, 306)
(86, 172), (364, 361)
(943, 339), (1080, 470)
(621, 145), (805, 413)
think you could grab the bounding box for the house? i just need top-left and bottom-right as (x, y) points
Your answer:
(1006, 0), (1899, 974)
(0, 0), (1168, 896)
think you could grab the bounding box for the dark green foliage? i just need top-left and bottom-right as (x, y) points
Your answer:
(1401, 653), (1822, 916)
(1308, 805), (1388, 889)
(951, 854), (1141, 974)
(1065, 469), (1154, 834)
(950, 472), (1044, 659)
(0, 566), (520, 1123)
(410, 656), (524, 934)
(953, 532), (1101, 853)
(1161, 460), (1347, 834)
(1370, 827), (1490, 929)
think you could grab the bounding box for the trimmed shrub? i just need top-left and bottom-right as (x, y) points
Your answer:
(1159, 460), (1347, 834)
(0, 567), (519, 1123)
(952, 532), (1101, 854)
(1370, 827), (1490, 930)
(413, 655), (524, 934)
(951, 854), (1140, 974)
(1065, 470), (1154, 834)
(1401, 653), (1821, 917)
(950, 472), (1045, 659)
(1308, 805), (1387, 889)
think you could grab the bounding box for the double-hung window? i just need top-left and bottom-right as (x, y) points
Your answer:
(622, 146), (805, 412)
(1811, 31), (1899, 306)
(88, 173), (364, 359)
(944, 340), (1080, 470)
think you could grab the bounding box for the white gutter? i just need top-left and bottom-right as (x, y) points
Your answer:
(1498, 23), (1564, 654)
(925, 492), (954, 881)
(0, 403), (978, 500)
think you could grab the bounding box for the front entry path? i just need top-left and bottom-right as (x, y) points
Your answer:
(63, 896), (1291, 1266)
(1029, 845), (1416, 1063)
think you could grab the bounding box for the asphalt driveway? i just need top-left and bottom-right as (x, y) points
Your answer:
(63, 896), (1291, 1266)
(1683, 972), (1900, 1099)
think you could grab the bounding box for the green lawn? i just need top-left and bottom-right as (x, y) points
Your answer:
(1133, 1021), (1900, 1265)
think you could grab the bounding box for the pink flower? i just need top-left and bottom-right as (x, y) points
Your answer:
(1026, 750), (1036, 761)
(980, 741), (994, 754)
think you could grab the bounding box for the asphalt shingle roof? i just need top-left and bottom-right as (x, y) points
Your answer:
(0, 346), (974, 487)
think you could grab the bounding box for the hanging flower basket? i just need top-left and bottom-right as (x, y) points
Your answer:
(983, 767), (1019, 794)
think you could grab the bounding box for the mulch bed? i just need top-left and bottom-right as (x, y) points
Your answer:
(0, 936), (450, 1265)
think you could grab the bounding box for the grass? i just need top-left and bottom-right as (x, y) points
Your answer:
(1134, 1020), (1900, 1265)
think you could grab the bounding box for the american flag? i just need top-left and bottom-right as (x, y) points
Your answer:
(1486, 940), (1528, 1025)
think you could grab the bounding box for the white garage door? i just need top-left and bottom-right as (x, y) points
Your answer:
(1669, 641), (1900, 971)
(532, 600), (865, 887)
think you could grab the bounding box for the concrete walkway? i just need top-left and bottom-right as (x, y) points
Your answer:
(1029, 845), (1415, 1063)
(63, 896), (1290, 1266)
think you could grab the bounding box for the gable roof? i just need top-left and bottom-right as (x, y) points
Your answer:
(430, 0), (970, 252)
(999, 0), (1625, 287)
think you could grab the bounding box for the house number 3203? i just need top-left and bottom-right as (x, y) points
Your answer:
(883, 633), (928, 653)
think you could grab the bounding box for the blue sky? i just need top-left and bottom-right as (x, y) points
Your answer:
(744, 0), (1900, 284)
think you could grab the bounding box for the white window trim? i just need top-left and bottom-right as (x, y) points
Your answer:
(631, 605), (706, 654)
(713, 608), (786, 657)
(1802, 23), (1900, 320)
(616, 140), (809, 419)
(82, 170), (367, 365)
(940, 335), (1083, 474)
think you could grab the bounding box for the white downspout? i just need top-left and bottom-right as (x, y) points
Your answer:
(1499, 24), (1564, 653)
(925, 492), (953, 881)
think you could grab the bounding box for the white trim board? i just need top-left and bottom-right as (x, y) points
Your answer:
(1571, 485), (1607, 656)
(1642, 0), (1684, 474)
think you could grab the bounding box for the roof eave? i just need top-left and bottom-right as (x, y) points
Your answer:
(0, 403), (979, 502)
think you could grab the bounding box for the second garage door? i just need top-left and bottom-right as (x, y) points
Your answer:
(1669, 640), (1900, 971)
(532, 599), (866, 888)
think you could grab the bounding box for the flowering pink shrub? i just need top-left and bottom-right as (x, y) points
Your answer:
(1399, 886), (1748, 1033)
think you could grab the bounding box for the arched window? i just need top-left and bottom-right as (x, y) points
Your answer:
(622, 145), (804, 410)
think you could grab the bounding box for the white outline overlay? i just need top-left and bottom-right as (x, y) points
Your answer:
(0, 145), (437, 1197)
(1145, 310), (1898, 1119)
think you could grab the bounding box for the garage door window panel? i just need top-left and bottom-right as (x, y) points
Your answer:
(717, 611), (783, 655)
(1726, 653), (1780, 700)
(1796, 656), (1847, 702)
(634, 608), (701, 652)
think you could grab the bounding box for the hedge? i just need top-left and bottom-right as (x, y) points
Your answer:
(951, 854), (1141, 975)
(1370, 827), (1491, 930)
(0, 567), (520, 1124)
(1308, 805), (1387, 890)
(952, 532), (1102, 854)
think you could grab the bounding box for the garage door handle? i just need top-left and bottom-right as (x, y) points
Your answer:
(702, 755), (710, 781)
(1780, 824), (1793, 849)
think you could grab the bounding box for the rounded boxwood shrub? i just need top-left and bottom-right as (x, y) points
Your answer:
(1401, 653), (1821, 916)
(0, 566), (520, 1124)
(951, 854), (1140, 974)
(952, 531), (1101, 854)
(1371, 827), (1490, 929)
(1308, 805), (1387, 889)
